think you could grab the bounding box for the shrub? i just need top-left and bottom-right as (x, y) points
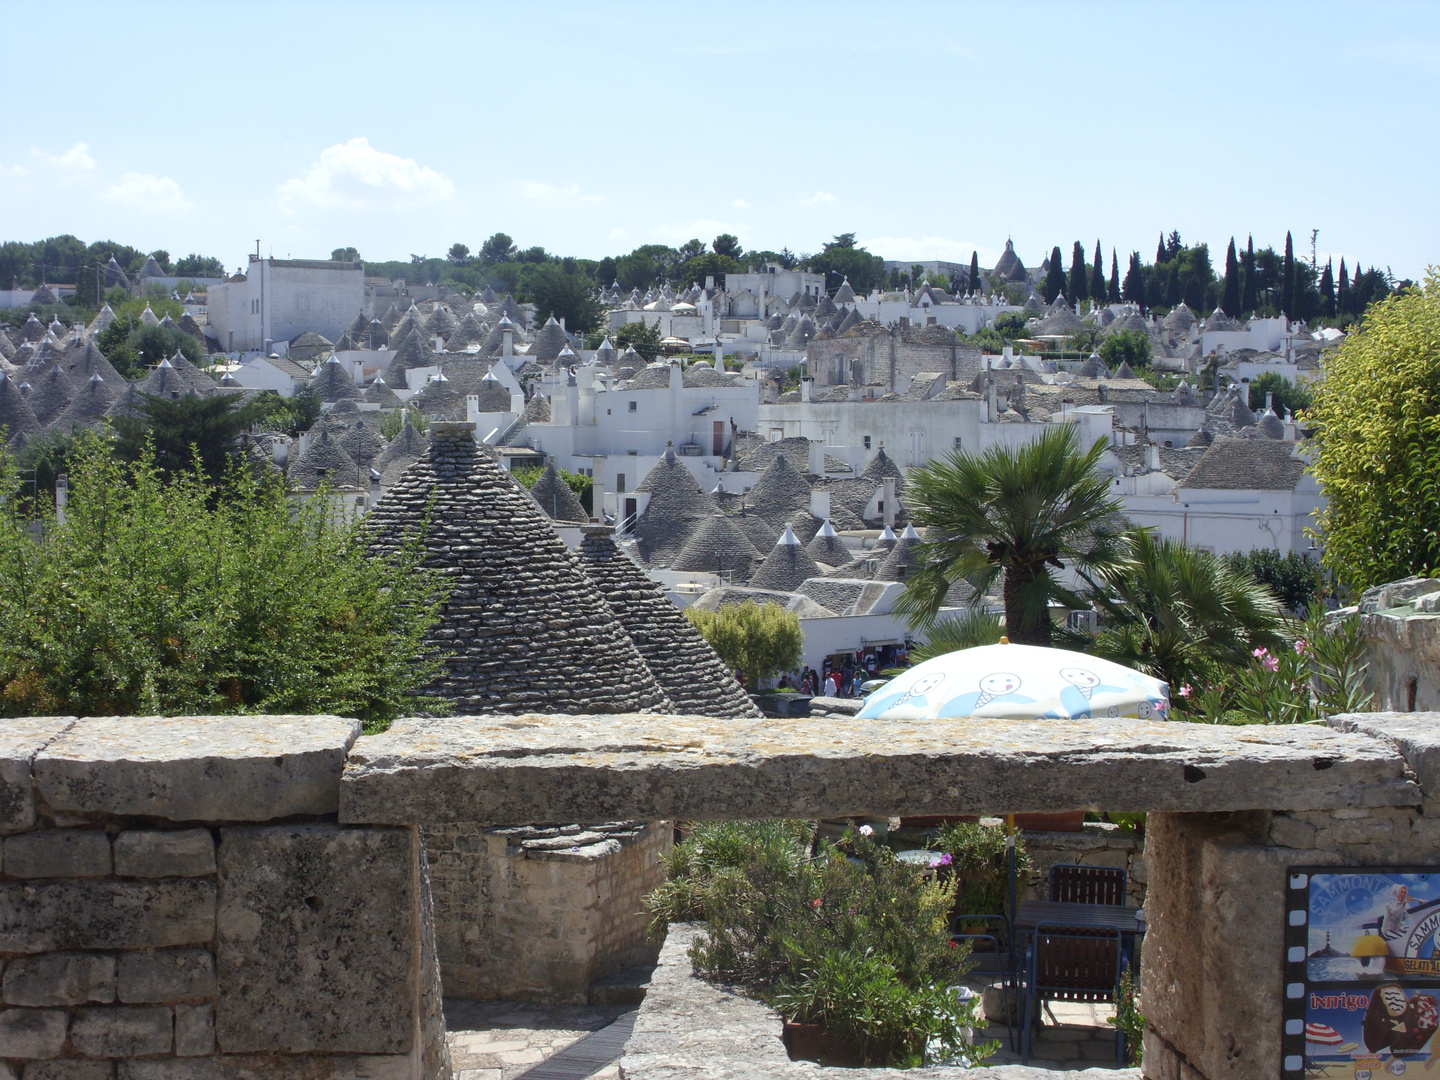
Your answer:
(933, 820), (1030, 918)
(684, 600), (802, 690)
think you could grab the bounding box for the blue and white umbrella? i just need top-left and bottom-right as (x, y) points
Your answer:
(856, 642), (1169, 721)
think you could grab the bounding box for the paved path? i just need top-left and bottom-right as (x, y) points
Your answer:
(983, 1001), (1128, 1070)
(444, 1000), (630, 1080)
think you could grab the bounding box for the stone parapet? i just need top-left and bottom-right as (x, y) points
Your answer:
(340, 714), (1417, 825)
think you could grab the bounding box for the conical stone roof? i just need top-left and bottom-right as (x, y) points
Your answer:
(631, 450), (719, 564)
(364, 423), (671, 714)
(875, 523), (923, 581)
(0, 373), (41, 444)
(361, 376), (405, 408)
(288, 428), (362, 490)
(747, 526), (822, 592)
(530, 315), (568, 362)
(337, 418), (385, 466)
(28, 364), (74, 427)
(529, 462), (588, 523)
(426, 306), (457, 339)
(19, 314), (47, 344)
(385, 328), (434, 387)
(373, 419), (429, 487)
(51, 374), (117, 434)
(806, 520), (854, 568)
(669, 513), (760, 578)
(575, 529), (761, 719)
(312, 357), (362, 402)
(745, 453), (812, 527)
(64, 340), (124, 386)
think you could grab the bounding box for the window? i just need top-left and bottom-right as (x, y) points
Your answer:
(953, 436), (963, 450)
(863, 436), (872, 449)
(616, 473), (626, 493)
(628, 401), (637, 412)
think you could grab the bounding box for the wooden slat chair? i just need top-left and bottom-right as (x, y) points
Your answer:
(949, 912), (1021, 1051)
(1020, 924), (1129, 1067)
(1048, 863), (1127, 906)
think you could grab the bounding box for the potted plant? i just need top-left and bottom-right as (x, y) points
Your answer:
(933, 820), (1031, 925)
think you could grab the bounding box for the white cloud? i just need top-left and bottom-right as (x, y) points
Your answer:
(278, 137), (454, 211)
(801, 191), (837, 207)
(104, 172), (192, 213)
(30, 142), (96, 176)
(0, 163), (26, 179)
(515, 180), (601, 206)
(731, 198), (751, 210)
(861, 235), (997, 266)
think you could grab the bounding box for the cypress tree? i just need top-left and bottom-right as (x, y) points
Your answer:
(1165, 263), (1181, 307)
(969, 250), (980, 294)
(1319, 259), (1336, 318)
(1337, 259), (1351, 317)
(1123, 252), (1146, 310)
(1044, 245), (1066, 304)
(1241, 235), (1257, 316)
(1108, 251), (1121, 302)
(1068, 241), (1088, 305)
(1282, 231), (1296, 321)
(1221, 238), (1241, 316)
(1156, 233), (1167, 264)
(1089, 241), (1106, 307)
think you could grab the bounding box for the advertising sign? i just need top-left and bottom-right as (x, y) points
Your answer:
(1284, 868), (1440, 1078)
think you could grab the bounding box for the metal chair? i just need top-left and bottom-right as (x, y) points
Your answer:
(1048, 863), (1127, 906)
(1020, 924), (1129, 1067)
(949, 912), (1021, 1051)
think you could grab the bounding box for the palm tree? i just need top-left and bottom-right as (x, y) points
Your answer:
(896, 425), (1125, 645)
(1074, 528), (1285, 691)
(909, 607), (1003, 663)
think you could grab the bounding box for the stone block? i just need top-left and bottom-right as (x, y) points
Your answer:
(215, 824), (415, 1055)
(1331, 712), (1440, 792)
(118, 949), (214, 1003)
(3, 953), (115, 1006)
(68, 1006), (172, 1057)
(21, 1063), (114, 1079)
(175, 1002), (214, 1056)
(0, 719), (75, 835)
(1268, 813), (1318, 849)
(112, 830), (215, 878)
(35, 716), (360, 822)
(0, 1008), (67, 1058)
(116, 1056), (414, 1079)
(3, 831), (111, 879)
(0, 880), (215, 953)
(341, 714), (1417, 825)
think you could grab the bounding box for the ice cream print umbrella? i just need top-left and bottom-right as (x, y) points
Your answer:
(855, 641), (1169, 721)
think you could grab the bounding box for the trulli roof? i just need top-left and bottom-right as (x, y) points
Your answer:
(529, 461), (589, 524)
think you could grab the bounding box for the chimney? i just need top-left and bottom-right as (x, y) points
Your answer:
(810, 489), (831, 519)
(1146, 442), (1161, 472)
(800, 377), (813, 402)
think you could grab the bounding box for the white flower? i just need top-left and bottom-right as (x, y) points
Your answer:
(858, 825), (874, 836)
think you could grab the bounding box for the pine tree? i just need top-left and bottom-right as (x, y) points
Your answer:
(1089, 241), (1106, 307)
(1156, 233), (1167, 264)
(1045, 245), (1066, 304)
(1338, 259), (1351, 317)
(1221, 238), (1241, 316)
(1108, 251), (1121, 303)
(1319, 259), (1336, 319)
(1282, 231), (1296, 321)
(969, 250), (980, 294)
(1242, 235), (1257, 316)
(1068, 242), (1088, 305)
(1123, 252), (1147, 310)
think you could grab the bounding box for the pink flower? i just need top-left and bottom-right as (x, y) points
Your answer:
(928, 853), (954, 868)
(1294, 639), (1308, 654)
(1178, 685), (1192, 698)
(1262, 654), (1279, 672)
(811, 898), (822, 909)
(1252, 647), (1269, 659)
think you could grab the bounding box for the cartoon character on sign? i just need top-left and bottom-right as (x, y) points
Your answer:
(935, 672), (1034, 717)
(1363, 984), (1440, 1054)
(857, 672), (946, 718)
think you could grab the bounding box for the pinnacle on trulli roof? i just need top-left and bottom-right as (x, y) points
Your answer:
(805, 519), (854, 568)
(873, 524), (898, 554)
(748, 525), (822, 592)
(364, 423), (671, 714)
(575, 529), (761, 719)
(139, 303), (161, 328)
(529, 461), (589, 524)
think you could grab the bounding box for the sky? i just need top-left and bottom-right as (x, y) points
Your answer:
(2, 0), (1436, 279)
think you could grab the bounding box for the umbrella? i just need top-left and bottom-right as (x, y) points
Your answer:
(855, 642), (1169, 722)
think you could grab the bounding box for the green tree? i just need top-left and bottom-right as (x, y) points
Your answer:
(1319, 259), (1336, 319)
(684, 600), (802, 690)
(1068, 241), (1088, 305)
(807, 238), (885, 297)
(1089, 241), (1106, 308)
(520, 262), (604, 335)
(148, 250), (172, 273)
(1122, 251), (1146, 309)
(1044, 246), (1066, 304)
(969, 250), (980, 294)
(909, 607), (1004, 662)
(1099, 328), (1152, 370)
(1337, 259), (1351, 318)
(480, 232), (516, 265)
(614, 319), (663, 361)
(678, 252), (740, 288)
(1246, 371), (1312, 416)
(1108, 251), (1121, 303)
(1282, 231), (1295, 320)
(1072, 529), (1285, 694)
(111, 393), (277, 485)
(895, 425), (1124, 645)
(0, 437), (443, 725)
(447, 243), (470, 265)
(1222, 238), (1241, 316)
(1222, 548), (1322, 615)
(331, 247), (360, 262)
(712, 233), (743, 260)
(174, 254), (225, 276)
(1306, 270), (1440, 590)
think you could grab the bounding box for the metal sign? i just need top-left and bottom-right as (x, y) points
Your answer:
(1285, 867), (1440, 1078)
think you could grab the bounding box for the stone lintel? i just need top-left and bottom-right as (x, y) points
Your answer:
(35, 716), (361, 821)
(1329, 712), (1440, 795)
(339, 714), (1418, 825)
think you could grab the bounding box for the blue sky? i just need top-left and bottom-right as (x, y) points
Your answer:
(2, 0), (1435, 278)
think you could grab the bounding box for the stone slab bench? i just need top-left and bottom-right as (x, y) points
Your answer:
(339, 714), (1417, 825)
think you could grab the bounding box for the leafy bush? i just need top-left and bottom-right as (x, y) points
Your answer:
(646, 821), (994, 1068)
(933, 820), (1030, 918)
(1099, 328), (1152, 369)
(685, 600), (802, 690)
(379, 406), (428, 440)
(0, 437), (444, 727)
(1223, 548), (1322, 615)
